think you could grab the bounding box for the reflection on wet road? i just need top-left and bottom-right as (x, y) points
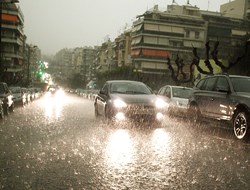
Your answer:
(0, 93), (249, 189)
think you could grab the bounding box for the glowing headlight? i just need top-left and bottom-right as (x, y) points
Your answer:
(45, 91), (52, 97)
(113, 99), (127, 108)
(155, 98), (169, 109)
(55, 89), (64, 97)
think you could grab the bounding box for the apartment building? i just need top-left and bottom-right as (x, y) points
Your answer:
(95, 40), (116, 73)
(82, 47), (96, 81)
(131, 4), (206, 75)
(114, 30), (132, 67)
(220, 0), (250, 19)
(0, 2), (25, 84)
(130, 2), (250, 77)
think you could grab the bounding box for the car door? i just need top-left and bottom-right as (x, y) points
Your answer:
(194, 76), (217, 117)
(208, 76), (233, 120)
(96, 83), (109, 115)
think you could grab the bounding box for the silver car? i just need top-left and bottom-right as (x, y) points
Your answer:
(188, 74), (250, 141)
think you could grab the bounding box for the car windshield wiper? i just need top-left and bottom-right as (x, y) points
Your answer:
(111, 90), (125, 94)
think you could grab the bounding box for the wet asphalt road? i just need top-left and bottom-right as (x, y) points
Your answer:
(0, 92), (249, 190)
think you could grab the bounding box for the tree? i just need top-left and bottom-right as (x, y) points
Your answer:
(167, 40), (250, 85)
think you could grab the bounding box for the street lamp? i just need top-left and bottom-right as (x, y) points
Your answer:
(0, 0), (19, 81)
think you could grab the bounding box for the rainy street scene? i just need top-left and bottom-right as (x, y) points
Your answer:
(0, 92), (250, 189)
(1, 0), (250, 189)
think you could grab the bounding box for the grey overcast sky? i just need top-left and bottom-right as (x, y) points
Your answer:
(18, 0), (230, 55)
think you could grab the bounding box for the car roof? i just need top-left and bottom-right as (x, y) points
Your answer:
(161, 85), (192, 89)
(106, 80), (144, 84)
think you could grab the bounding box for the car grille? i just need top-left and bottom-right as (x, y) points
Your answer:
(126, 104), (155, 115)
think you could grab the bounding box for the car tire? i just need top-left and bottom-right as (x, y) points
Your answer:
(9, 103), (14, 113)
(105, 105), (113, 120)
(94, 103), (100, 117)
(233, 110), (249, 141)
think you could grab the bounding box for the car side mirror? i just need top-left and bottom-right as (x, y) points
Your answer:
(100, 89), (106, 95)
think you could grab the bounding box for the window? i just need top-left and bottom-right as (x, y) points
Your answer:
(196, 79), (205, 89)
(158, 87), (166, 95)
(202, 77), (217, 91)
(215, 77), (229, 91)
(186, 30), (190, 38)
(195, 31), (199, 39)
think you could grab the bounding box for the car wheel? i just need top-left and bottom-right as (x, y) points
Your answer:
(188, 104), (201, 125)
(94, 103), (100, 117)
(105, 105), (113, 120)
(3, 105), (9, 115)
(233, 110), (249, 140)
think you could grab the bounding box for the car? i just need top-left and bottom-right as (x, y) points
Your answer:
(27, 88), (35, 101)
(94, 80), (167, 123)
(0, 82), (14, 115)
(9, 86), (27, 106)
(21, 87), (31, 104)
(45, 85), (64, 98)
(157, 85), (193, 117)
(188, 74), (250, 141)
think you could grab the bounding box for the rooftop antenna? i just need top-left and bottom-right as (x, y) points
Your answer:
(208, 0), (210, 10)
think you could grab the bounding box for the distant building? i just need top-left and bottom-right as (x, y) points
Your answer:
(220, 0), (250, 19)
(1, 2), (25, 85)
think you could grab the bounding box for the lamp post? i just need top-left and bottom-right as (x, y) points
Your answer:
(0, 0), (19, 81)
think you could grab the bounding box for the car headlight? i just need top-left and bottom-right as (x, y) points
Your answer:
(45, 91), (52, 97)
(155, 98), (169, 109)
(113, 99), (127, 108)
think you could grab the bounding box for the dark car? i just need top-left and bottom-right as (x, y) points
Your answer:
(188, 74), (250, 141)
(94, 80), (167, 123)
(0, 82), (14, 115)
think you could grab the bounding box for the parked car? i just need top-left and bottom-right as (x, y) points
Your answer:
(21, 88), (31, 104)
(188, 74), (250, 141)
(94, 80), (167, 123)
(157, 85), (193, 116)
(9, 86), (27, 106)
(0, 82), (14, 115)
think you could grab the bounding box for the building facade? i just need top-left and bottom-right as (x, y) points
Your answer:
(0, 2), (25, 85)
(131, 5), (206, 75)
(130, 2), (250, 77)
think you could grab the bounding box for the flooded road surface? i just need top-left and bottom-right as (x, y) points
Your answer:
(0, 93), (249, 189)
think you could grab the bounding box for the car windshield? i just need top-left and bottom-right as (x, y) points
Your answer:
(110, 82), (152, 94)
(230, 77), (250, 93)
(172, 87), (192, 99)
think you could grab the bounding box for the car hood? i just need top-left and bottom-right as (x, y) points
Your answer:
(110, 94), (157, 105)
(171, 97), (189, 106)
